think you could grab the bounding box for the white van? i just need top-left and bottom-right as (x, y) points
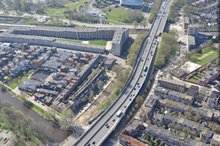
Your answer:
(116, 110), (123, 117)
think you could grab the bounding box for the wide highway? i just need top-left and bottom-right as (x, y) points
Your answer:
(73, 0), (172, 145)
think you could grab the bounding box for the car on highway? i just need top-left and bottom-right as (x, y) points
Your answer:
(116, 110), (123, 117)
(144, 65), (148, 71)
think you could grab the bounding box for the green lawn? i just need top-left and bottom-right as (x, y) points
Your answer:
(45, 0), (88, 16)
(89, 40), (107, 46)
(188, 73), (203, 83)
(65, 0), (88, 9)
(46, 8), (65, 16)
(9, 72), (31, 89)
(190, 47), (219, 65)
(56, 38), (81, 43)
(56, 38), (107, 46)
(22, 17), (40, 25)
(107, 7), (130, 23)
(106, 7), (143, 24)
(0, 122), (10, 130)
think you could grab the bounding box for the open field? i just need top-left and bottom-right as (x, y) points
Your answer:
(190, 47), (219, 65)
(107, 7), (131, 24)
(89, 40), (107, 46)
(56, 38), (81, 43)
(56, 38), (107, 46)
(45, 0), (88, 16)
(106, 7), (144, 24)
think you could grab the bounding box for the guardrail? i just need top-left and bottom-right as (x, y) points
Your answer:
(74, 1), (170, 145)
(74, 29), (151, 146)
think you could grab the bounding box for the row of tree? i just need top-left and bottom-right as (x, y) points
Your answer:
(4, 0), (69, 13)
(0, 101), (43, 146)
(64, 11), (102, 24)
(168, 0), (198, 23)
(98, 65), (130, 110)
(119, 10), (144, 24)
(155, 31), (177, 68)
(127, 33), (146, 66)
(148, 0), (162, 23)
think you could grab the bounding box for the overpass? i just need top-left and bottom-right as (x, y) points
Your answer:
(72, 0), (172, 145)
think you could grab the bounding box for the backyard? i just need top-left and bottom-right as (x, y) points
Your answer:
(8, 72), (31, 89)
(188, 72), (203, 83)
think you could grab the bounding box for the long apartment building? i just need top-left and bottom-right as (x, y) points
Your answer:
(0, 34), (105, 54)
(153, 113), (214, 143)
(6, 27), (129, 56)
(158, 78), (186, 93)
(144, 123), (209, 146)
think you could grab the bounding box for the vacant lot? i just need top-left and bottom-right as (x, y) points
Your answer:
(190, 47), (219, 65)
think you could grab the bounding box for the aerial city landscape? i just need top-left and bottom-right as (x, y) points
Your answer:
(0, 0), (219, 146)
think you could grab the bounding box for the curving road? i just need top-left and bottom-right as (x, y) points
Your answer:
(73, 0), (172, 145)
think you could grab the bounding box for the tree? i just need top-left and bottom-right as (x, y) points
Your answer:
(1, 105), (41, 145)
(127, 33), (146, 66)
(193, 113), (201, 122)
(142, 19), (148, 28)
(0, 86), (7, 93)
(46, 0), (64, 7)
(133, 21), (138, 29)
(97, 80), (104, 92)
(88, 90), (95, 102)
(148, 0), (162, 23)
(136, 96), (144, 106)
(59, 109), (74, 130)
(13, 0), (32, 12)
(155, 31), (178, 68)
(49, 104), (59, 121)
(184, 111), (193, 120)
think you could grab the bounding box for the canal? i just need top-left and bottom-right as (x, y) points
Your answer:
(0, 89), (70, 143)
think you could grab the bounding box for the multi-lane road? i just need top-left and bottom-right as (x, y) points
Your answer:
(73, 0), (172, 146)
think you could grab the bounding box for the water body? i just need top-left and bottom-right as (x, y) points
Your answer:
(0, 90), (70, 143)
